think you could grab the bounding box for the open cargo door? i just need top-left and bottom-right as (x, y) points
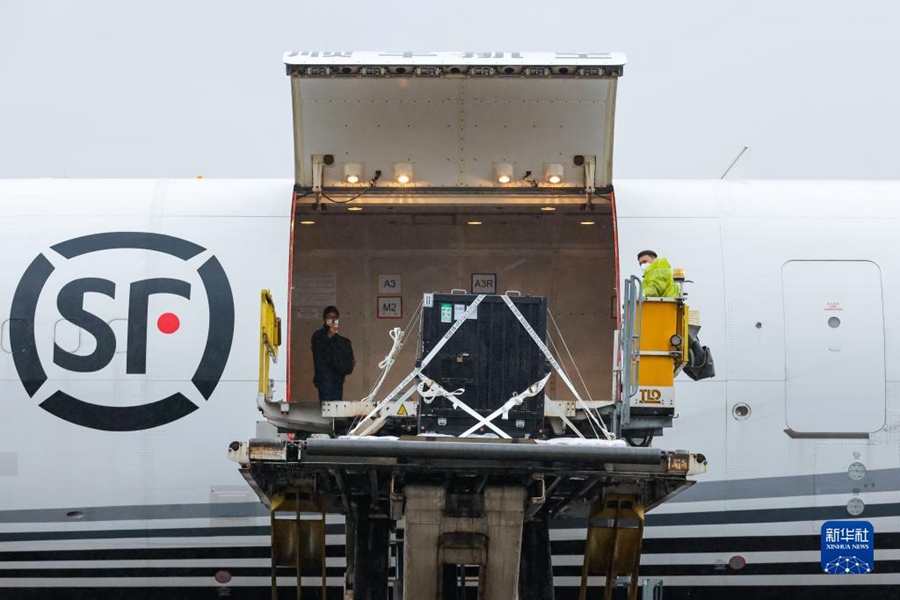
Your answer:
(283, 52), (627, 436)
(284, 51), (625, 193)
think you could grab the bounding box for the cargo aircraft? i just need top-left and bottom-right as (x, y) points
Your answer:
(0, 51), (896, 599)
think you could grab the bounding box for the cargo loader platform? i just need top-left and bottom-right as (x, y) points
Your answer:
(228, 436), (706, 599)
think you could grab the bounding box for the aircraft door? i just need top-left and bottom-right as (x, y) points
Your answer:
(783, 260), (885, 434)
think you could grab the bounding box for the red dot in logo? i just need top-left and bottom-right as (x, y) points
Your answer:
(157, 312), (180, 334)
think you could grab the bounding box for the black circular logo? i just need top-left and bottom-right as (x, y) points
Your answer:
(9, 232), (235, 431)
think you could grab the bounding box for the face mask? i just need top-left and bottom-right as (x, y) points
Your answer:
(640, 262), (650, 272)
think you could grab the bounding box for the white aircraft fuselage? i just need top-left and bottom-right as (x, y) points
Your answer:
(0, 177), (896, 598)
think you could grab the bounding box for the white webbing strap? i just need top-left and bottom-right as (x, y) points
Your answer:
(352, 383), (418, 438)
(418, 376), (512, 439)
(416, 378), (465, 405)
(459, 372), (551, 438)
(361, 327), (404, 404)
(499, 295), (613, 439)
(349, 295), (486, 436)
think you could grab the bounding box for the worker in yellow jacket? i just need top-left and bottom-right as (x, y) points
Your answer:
(638, 250), (679, 298)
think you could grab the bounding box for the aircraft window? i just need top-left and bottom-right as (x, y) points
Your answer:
(828, 316), (841, 329)
(732, 402), (751, 420)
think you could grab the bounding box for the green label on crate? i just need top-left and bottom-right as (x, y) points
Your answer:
(440, 303), (453, 323)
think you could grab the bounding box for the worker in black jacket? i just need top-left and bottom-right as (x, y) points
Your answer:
(311, 306), (355, 401)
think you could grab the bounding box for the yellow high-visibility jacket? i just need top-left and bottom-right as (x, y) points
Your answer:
(642, 257), (679, 298)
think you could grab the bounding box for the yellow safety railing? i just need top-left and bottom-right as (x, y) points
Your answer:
(259, 289), (282, 401)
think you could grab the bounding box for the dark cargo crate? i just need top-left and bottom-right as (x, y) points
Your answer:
(417, 293), (548, 438)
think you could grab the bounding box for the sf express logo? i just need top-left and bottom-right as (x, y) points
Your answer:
(9, 232), (234, 431)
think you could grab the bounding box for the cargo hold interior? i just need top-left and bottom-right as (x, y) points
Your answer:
(288, 202), (616, 407)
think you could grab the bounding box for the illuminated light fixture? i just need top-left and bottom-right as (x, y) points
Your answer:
(299, 220), (316, 225)
(545, 163), (564, 184)
(344, 163), (363, 184)
(394, 163), (414, 184)
(467, 220), (483, 225)
(580, 220), (596, 225)
(541, 206), (556, 212)
(347, 206), (363, 211)
(494, 163), (514, 185)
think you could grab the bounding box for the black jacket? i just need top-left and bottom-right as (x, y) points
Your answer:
(311, 327), (354, 386)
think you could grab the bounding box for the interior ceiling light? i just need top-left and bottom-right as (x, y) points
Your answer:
(347, 206), (363, 211)
(343, 163), (363, 184)
(299, 220), (316, 225)
(494, 163), (514, 184)
(580, 220), (596, 225)
(467, 220), (483, 225)
(541, 206), (556, 212)
(394, 163), (414, 184)
(544, 163), (564, 184)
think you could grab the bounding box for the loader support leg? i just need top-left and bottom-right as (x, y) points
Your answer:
(579, 493), (645, 600)
(403, 487), (442, 598)
(403, 485), (527, 600)
(519, 514), (555, 600)
(349, 501), (391, 600)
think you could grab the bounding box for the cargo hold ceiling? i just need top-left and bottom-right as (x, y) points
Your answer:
(284, 51), (626, 194)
